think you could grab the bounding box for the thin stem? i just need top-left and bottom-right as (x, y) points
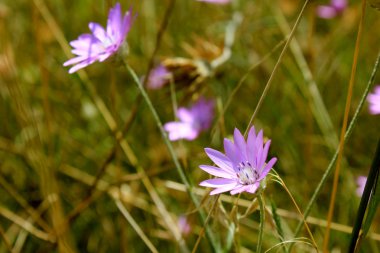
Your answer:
(257, 194), (265, 253)
(291, 50), (380, 249)
(115, 200), (159, 253)
(323, 0), (367, 251)
(125, 63), (220, 252)
(244, 0), (310, 136)
(273, 173), (318, 251)
(191, 195), (220, 253)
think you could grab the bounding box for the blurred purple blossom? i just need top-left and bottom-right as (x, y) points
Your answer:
(164, 97), (214, 141)
(367, 85), (380, 115)
(64, 3), (134, 73)
(356, 176), (367, 196)
(146, 65), (172, 90)
(196, 0), (231, 4)
(316, 0), (347, 19)
(178, 216), (191, 235)
(199, 127), (277, 195)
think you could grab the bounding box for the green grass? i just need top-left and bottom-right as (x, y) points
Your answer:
(1, 0), (380, 252)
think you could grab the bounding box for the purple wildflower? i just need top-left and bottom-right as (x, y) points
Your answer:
(196, 0), (231, 4)
(146, 64), (172, 90)
(316, 0), (347, 19)
(64, 3), (134, 73)
(356, 176), (367, 196)
(199, 127), (277, 195)
(367, 85), (380, 115)
(178, 216), (191, 235)
(164, 97), (214, 141)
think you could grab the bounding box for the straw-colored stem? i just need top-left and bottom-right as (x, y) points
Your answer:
(322, 0), (367, 251)
(244, 0), (310, 136)
(257, 194), (265, 253)
(115, 200), (159, 253)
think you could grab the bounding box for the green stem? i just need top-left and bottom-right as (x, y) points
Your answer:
(291, 51), (380, 246)
(125, 63), (221, 252)
(257, 194), (265, 253)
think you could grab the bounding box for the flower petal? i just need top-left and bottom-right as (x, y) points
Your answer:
(89, 22), (108, 42)
(199, 178), (237, 187)
(107, 2), (122, 40)
(177, 108), (194, 123)
(245, 182), (260, 194)
(164, 122), (198, 141)
(247, 126), (257, 166)
(259, 157), (277, 180)
(209, 183), (239, 195)
(224, 138), (239, 167)
(204, 148), (234, 174)
(199, 165), (236, 179)
(233, 128), (247, 161)
(230, 185), (250, 195)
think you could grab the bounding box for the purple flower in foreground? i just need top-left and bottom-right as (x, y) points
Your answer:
(64, 3), (134, 73)
(367, 85), (380, 115)
(146, 65), (172, 89)
(164, 97), (214, 141)
(317, 0), (347, 19)
(356, 176), (367, 196)
(199, 127), (277, 195)
(196, 0), (231, 4)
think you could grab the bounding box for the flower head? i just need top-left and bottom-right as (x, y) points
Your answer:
(196, 0), (231, 4)
(164, 97), (214, 141)
(146, 64), (172, 90)
(317, 0), (347, 19)
(356, 176), (367, 196)
(64, 3), (134, 73)
(199, 127), (277, 195)
(367, 85), (380, 115)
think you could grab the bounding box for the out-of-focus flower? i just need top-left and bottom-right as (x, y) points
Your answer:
(356, 176), (367, 196)
(145, 64), (172, 89)
(164, 97), (214, 141)
(199, 127), (277, 195)
(178, 216), (191, 235)
(316, 0), (347, 19)
(196, 0), (231, 4)
(64, 3), (134, 73)
(367, 85), (380, 115)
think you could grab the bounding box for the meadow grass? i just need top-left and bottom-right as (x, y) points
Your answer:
(1, 0), (380, 252)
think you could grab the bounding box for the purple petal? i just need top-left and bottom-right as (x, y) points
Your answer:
(233, 128), (247, 161)
(199, 178), (237, 187)
(245, 182), (260, 194)
(224, 138), (239, 167)
(199, 165), (236, 179)
(257, 140), (271, 170)
(259, 157), (277, 180)
(204, 148), (234, 174)
(164, 122), (198, 141)
(332, 0), (347, 11)
(177, 108), (194, 123)
(107, 2), (122, 40)
(247, 126), (257, 166)
(210, 183), (239, 195)
(317, 6), (337, 19)
(89, 22), (107, 42)
(230, 185), (250, 195)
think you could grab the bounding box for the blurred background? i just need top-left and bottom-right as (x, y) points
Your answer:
(1, 0), (380, 252)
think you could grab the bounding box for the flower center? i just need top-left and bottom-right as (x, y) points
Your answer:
(236, 161), (259, 185)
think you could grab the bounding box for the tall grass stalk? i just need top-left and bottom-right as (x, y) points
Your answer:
(323, 0), (367, 251)
(291, 50), (380, 249)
